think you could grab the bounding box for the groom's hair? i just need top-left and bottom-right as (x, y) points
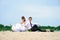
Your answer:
(29, 17), (32, 19)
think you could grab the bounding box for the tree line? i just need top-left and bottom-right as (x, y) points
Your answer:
(0, 24), (12, 31)
(0, 24), (60, 31)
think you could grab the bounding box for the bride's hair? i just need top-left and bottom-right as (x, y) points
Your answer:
(21, 16), (26, 22)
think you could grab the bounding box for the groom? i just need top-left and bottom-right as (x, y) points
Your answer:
(27, 17), (42, 32)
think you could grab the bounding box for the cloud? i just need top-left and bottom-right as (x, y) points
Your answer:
(24, 5), (60, 19)
(24, 5), (50, 18)
(0, 0), (60, 26)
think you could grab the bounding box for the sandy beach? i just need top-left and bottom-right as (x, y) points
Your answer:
(0, 32), (60, 40)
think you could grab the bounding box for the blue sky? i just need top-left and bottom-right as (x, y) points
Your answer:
(0, 0), (60, 26)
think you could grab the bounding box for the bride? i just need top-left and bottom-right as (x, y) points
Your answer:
(12, 16), (28, 32)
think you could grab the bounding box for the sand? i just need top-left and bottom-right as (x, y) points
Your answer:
(0, 32), (60, 40)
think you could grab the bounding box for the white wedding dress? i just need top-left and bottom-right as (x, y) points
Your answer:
(12, 23), (28, 32)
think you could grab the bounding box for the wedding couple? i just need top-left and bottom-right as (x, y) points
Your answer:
(12, 16), (42, 32)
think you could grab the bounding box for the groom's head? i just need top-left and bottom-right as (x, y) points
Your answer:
(28, 17), (32, 22)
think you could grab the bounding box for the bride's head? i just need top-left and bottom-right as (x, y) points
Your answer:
(21, 16), (26, 22)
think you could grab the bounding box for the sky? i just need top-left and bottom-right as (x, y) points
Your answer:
(0, 0), (60, 26)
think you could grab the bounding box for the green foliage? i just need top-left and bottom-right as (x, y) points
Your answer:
(55, 26), (60, 31)
(0, 24), (60, 31)
(0, 24), (12, 31)
(0, 24), (4, 31)
(39, 25), (60, 32)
